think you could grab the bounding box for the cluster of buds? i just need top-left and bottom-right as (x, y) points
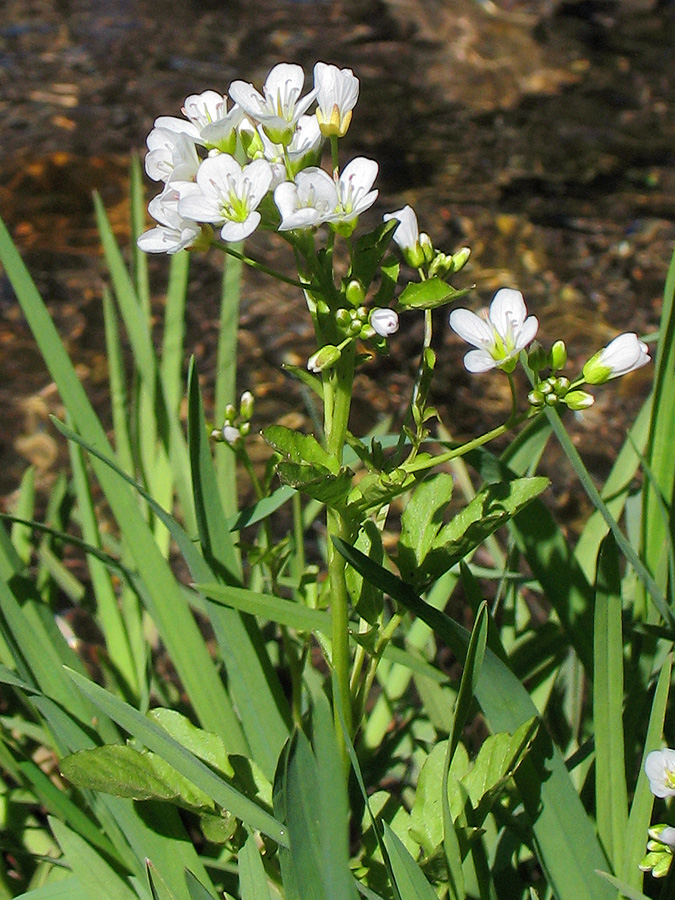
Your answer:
(211, 391), (255, 447)
(307, 305), (399, 374)
(384, 205), (470, 278)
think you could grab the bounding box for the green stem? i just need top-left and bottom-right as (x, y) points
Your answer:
(323, 341), (356, 766)
(403, 410), (534, 474)
(214, 243), (318, 292)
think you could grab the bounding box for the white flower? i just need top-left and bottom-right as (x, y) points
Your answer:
(144, 127), (200, 184)
(313, 62), (359, 138)
(178, 155), (273, 242)
(583, 332), (651, 384)
(155, 92), (245, 155)
(324, 157), (378, 235)
(274, 167), (337, 231)
(449, 288), (539, 374)
(383, 205), (429, 268)
(229, 63), (317, 145)
(137, 186), (204, 254)
(645, 748), (675, 798)
(370, 308), (399, 337)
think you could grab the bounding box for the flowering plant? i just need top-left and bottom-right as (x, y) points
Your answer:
(0, 58), (671, 900)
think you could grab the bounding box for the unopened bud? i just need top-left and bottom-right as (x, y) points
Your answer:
(345, 279), (365, 306)
(221, 424), (241, 445)
(307, 344), (342, 373)
(420, 232), (434, 263)
(527, 342), (548, 373)
(563, 390), (595, 410)
(451, 246), (471, 272)
(550, 340), (567, 372)
(370, 308), (399, 337)
(240, 391), (254, 420)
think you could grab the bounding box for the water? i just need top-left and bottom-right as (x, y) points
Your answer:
(0, 0), (673, 506)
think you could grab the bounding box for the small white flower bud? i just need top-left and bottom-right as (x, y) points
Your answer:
(240, 391), (254, 420)
(369, 308), (399, 337)
(222, 424), (241, 445)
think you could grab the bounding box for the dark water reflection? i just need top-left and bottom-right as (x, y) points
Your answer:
(1, 0), (674, 514)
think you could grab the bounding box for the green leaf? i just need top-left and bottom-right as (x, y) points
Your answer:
(333, 538), (615, 900)
(49, 817), (138, 900)
(239, 834), (272, 900)
(14, 878), (85, 900)
(65, 669), (287, 846)
(397, 278), (471, 311)
(593, 534), (628, 873)
(382, 823), (438, 900)
(345, 521), (384, 624)
(264, 424), (338, 473)
(276, 462), (353, 505)
(412, 477), (549, 588)
(184, 870), (217, 900)
(409, 743), (470, 856)
(397, 472), (454, 582)
(60, 745), (215, 811)
(349, 219), (399, 289)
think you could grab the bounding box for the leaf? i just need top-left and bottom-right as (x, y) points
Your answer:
(413, 477), (548, 588)
(346, 469), (416, 517)
(409, 743), (470, 856)
(239, 834), (272, 900)
(184, 869), (217, 900)
(147, 709), (232, 776)
(345, 520), (384, 624)
(397, 278), (471, 311)
(382, 823), (438, 900)
(349, 219), (399, 289)
(332, 538), (616, 900)
(397, 472), (454, 582)
(49, 817), (138, 900)
(264, 425), (337, 473)
(276, 462), (353, 505)
(60, 745), (215, 811)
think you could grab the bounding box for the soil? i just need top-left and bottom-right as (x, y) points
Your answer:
(1, 0), (674, 529)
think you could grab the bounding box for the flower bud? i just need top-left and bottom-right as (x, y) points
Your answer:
(550, 340), (567, 372)
(221, 424), (241, 445)
(562, 390), (595, 410)
(239, 390), (254, 420)
(345, 278), (366, 306)
(420, 232), (434, 263)
(528, 389), (545, 408)
(336, 308), (351, 328)
(583, 332), (650, 384)
(369, 308), (399, 337)
(307, 344), (342, 373)
(224, 403), (236, 421)
(451, 246), (471, 272)
(527, 342), (548, 373)
(428, 251), (453, 279)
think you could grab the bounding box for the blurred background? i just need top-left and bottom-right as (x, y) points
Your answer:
(1, 0), (674, 527)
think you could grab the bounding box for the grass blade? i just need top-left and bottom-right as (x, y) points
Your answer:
(593, 533), (628, 873)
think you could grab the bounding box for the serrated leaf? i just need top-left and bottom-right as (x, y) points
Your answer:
(60, 744), (214, 811)
(413, 477), (548, 588)
(397, 278), (471, 311)
(264, 425), (337, 473)
(397, 473), (454, 582)
(276, 461), (353, 505)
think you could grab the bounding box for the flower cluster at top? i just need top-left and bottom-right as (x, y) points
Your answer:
(138, 62), (371, 253)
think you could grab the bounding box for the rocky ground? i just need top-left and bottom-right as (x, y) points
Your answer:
(1, 0), (674, 528)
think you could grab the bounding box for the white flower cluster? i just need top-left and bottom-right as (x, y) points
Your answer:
(138, 62), (376, 253)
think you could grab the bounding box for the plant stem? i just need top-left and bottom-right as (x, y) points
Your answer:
(323, 341), (356, 766)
